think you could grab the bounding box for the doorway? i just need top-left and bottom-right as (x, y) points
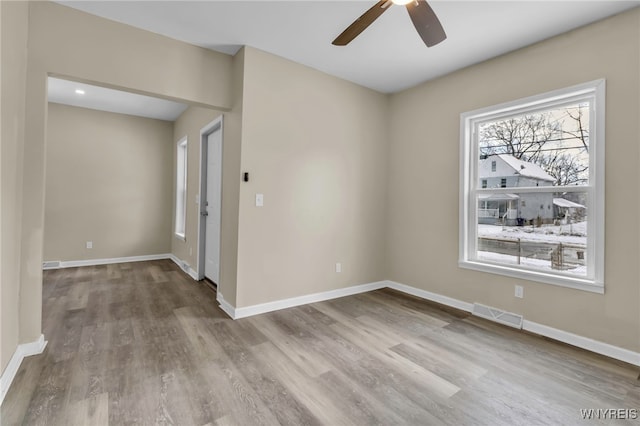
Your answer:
(198, 117), (223, 283)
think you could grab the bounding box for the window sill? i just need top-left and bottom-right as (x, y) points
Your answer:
(459, 260), (604, 294)
(174, 233), (186, 242)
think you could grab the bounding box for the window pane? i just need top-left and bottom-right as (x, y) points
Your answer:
(175, 140), (187, 237)
(461, 80), (604, 289)
(476, 191), (588, 278)
(478, 102), (590, 188)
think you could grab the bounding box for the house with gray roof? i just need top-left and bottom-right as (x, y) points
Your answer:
(478, 154), (556, 225)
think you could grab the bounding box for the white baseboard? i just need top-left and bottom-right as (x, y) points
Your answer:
(0, 335), (47, 406)
(385, 280), (639, 367)
(42, 254), (200, 281)
(217, 292), (237, 319)
(43, 254), (172, 269)
(221, 278), (639, 366)
(386, 280), (474, 313)
(232, 281), (387, 320)
(522, 320), (640, 367)
(167, 254), (199, 280)
(187, 269), (198, 280)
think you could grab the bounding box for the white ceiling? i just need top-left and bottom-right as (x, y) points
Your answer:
(48, 77), (189, 121)
(57, 1), (639, 94)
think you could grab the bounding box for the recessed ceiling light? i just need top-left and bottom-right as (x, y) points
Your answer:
(75, 89), (85, 95)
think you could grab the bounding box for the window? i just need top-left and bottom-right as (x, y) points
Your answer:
(175, 137), (188, 240)
(459, 80), (605, 292)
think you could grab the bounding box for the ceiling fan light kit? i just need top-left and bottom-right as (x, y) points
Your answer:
(332, 0), (446, 48)
(391, 0), (414, 5)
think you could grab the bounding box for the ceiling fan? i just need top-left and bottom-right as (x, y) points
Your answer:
(332, 0), (446, 47)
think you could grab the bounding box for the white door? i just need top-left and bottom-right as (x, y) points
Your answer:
(204, 128), (222, 283)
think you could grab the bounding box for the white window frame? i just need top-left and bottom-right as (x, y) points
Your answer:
(459, 80), (605, 293)
(175, 137), (188, 240)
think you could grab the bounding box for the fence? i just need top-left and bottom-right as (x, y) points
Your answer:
(478, 237), (586, 270)
(478, 208), (499, 219)
(478, 209), (517, 221)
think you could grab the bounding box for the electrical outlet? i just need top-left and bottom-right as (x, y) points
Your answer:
(86, 241), (93, 249)
(336, 262), (342, 273)
(515, 285), (524, 298)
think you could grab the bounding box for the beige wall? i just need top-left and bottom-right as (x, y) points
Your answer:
(30, 3), (233, 109)
(387, 10), (640, 351)
(15, 0), (233, 348)
(170, 49), (245, 307)
(44, 104), (173, 262)
(234, 47), (389, 308)
(5, 0), (639, 375)
(0, 1), (29, 375)
(171, 106), (223, 269)
(217, 49), (245, 306)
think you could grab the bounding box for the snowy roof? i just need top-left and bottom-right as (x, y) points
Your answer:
(495, 154), (555, 182)
(553, 198), (585, 209)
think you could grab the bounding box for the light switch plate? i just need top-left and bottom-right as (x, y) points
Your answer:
(256, 193), (264, 207)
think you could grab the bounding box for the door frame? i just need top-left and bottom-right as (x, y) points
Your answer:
(197, 115), (224, 281)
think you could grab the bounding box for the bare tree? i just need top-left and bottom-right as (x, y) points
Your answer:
(539, 152), (589, 186)
(479, 113), (560, 162)
(479, 106), (589, 186)
(560, 105), (589, 152)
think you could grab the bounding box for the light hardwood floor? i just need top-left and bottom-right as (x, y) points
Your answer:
(2, 260), (639, 425)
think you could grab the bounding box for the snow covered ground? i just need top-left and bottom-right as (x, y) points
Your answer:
(478, 251), (587, 276)
(478, 221), (587, 246)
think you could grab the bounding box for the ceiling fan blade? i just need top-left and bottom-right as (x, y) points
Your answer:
(332, 0), (392, 46)
(406, 0), (446, 47)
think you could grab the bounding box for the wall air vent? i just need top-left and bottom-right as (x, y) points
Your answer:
(472, 303), (523, 329)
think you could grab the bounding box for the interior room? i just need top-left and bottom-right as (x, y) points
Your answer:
(2, 1), (639, 424)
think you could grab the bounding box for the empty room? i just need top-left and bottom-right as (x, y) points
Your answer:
(1, 1), (639, 424)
